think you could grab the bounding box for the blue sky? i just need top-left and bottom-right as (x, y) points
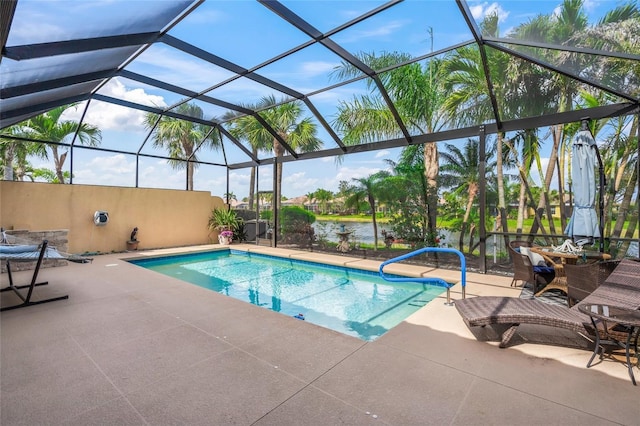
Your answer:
(10, 0), (617, 199)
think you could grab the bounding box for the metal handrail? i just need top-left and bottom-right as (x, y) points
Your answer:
(378, 247), (466, 306)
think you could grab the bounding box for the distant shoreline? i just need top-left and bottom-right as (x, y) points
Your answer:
(315, 215), (391, 224)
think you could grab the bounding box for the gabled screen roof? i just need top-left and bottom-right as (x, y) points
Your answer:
(1, 0), (638, 170)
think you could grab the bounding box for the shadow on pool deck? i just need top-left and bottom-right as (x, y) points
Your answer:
(1, 244), (638, 425)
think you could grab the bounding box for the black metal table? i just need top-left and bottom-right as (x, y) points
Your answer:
(578, 303), (640, 385)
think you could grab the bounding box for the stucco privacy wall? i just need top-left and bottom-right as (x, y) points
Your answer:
(0, 181), (224, 254)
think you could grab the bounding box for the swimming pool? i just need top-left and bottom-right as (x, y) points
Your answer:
(130, 250), (447, 341)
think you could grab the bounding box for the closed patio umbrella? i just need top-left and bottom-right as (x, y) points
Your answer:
(565, 124), (600, 246)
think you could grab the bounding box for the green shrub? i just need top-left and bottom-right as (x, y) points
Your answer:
(280, 206), (316, 246)
(260, 210), (272, 221)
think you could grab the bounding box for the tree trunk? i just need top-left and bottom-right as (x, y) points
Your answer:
(460, 183), (477, 253)
(187, 161), (195, 191)
(423, 142), (438, 247)
(274, 139), (285, 239)
(468, 223), (477, 253)
(249, 166), (256, 210)
(557, 133), (568, 230)
(52, 146), (66, 184)
(617, 207), (638, 258)
(248, 146), (258, 210)
(3, 144), (15, 180)
(516, 176), (526, 236)
(611, 166), (637, 240)
(528, 125), (561, 240)
(369, 195), (378, 251)
(495, 133), (510, 248)
(458, 222), (466, 252)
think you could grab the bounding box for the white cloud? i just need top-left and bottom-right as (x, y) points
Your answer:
(61, 78), (167, 131)
(300, 61), (340, 77)
(102, 78), (167, 108)
(282, 172), (319, 194)
(337, 20), (407, 43)
(582, 0), (598, 14)
(339, 9), (365, 20)
(333, 165), (381, 183)
(309, 85), (368, 106)
(144, 169), (184, 190)
(71, 154), (136, 186)
(374, 150), (390, 159)
(134, 45), (235, 91)
(469, 2), (509, 22)
(183, 8), (227, 24)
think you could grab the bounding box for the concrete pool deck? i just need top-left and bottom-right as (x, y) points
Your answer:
(1, 244), (638, 425)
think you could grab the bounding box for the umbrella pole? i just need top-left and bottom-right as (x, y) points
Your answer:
(594, 145), (605, 253)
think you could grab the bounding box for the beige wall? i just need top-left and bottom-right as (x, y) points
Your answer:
(0, 181), (224, 253)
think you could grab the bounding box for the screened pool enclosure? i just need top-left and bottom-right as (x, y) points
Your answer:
(1, 0), (639, 270)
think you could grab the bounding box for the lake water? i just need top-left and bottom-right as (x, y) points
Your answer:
(312, 220), (639, 258)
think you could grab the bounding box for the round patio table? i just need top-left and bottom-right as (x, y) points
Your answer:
(530, 247), (611, 296)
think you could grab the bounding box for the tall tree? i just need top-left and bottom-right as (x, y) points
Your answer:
(442, 11), (513, 246)
(350, 171), (390, 250)
(144, 102), (220, 191)
(304, 190), (315, 211)
(383, 145), (432, 247)
(333, 52), (448, 250)
(1, 124), (46, 181)
(21, 105), (101, 183)
(439, 139), (496, 251)
(223, 109), (272, 210)
(313, 188), (333, 214)
(224, 96), (321, 238)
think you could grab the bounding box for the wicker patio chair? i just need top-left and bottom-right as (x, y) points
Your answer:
(564, 260), (621, 307)
(508, 240), (555, 293)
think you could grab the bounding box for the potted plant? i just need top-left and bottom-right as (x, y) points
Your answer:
(208, 208), (243, 245)
(218, 229), (234, 245)
(126, 227), (139, 251)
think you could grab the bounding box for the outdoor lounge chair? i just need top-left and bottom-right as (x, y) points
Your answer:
(1, 240), (91, 311)
(508, 240), (556, 293)
(455, 258), (640, 348)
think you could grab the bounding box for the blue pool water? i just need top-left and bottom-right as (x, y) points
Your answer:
(130, 250), (446, 341)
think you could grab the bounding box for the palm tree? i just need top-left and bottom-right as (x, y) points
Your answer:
(439, 139), (496, 251)
(441, 12), (514, 247)
(21, 105), (101, 183)
(223, 109), (272, 210)
(224, 192), (237, 203)
(350, 171), (390, 250)
(144, 102), (220, 191)
(343, 184), (365, 215)
(224, 95), (321, 238)
(382, 146), (433, 246)
(332, 52), (448, 251)
(304, 191), (315, 211)
(508, 0), (638, 239)
(1, 124), (46, 180)
(313, 188), (333, 214)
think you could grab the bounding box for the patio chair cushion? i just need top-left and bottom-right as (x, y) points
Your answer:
(533, 265), (555, 274)
(520, 246), (547, 266)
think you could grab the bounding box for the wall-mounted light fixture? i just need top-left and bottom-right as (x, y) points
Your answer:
(94, 211), (109, 226)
